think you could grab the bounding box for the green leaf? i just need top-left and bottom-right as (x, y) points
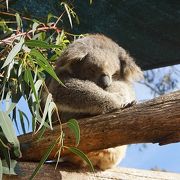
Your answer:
(6, 103), (16, 115)
(67, 119), (80, 146)
(18, 109), (30, 131)
(26, 69), (39, 103)
(30, 49), (64, 86)
(36, 126), (46, 141)
(32, 79), (43, 103)
(61, 2), (73, 28)
(0, 112), (21, 158)
(2, 159), (17, 175)
(48, 101), (56, 130)
(65, 146), (94, 172)
(33, 104), (50, 130)
(0, 159), (2, 179)
(5, 0), (8, 11)
(25, 40), (61, 49)
(2, 37), (24, 68)
(23, 69), (29, 84)
(0, 138), (11, 171)
(18, 110), (26, 134)
(15, 13), (22, 30)
(32, 22), (39, 36)
(6, 59), (14, 79)
(29, 140), (57, 180)
(36, 93), (53, 133)
(5, 91), (11, 112)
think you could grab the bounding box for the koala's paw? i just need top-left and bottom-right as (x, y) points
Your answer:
(122, 100), (136, 109)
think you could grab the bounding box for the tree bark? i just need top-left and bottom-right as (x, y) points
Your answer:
(3, 162), (180, 180)
(18, 90), (180, 162)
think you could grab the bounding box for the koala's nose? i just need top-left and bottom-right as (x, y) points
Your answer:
(98, 74), (111, 88)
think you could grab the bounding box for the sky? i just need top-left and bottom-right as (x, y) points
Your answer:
(120, 65), (180, 173)
(12, 64), (180, 173)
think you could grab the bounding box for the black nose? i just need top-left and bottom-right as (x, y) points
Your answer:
(98, 75), (111, 88)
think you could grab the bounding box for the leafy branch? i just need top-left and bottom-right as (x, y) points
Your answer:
(0, 25), (61, 45)
(0, 1), (94, 178)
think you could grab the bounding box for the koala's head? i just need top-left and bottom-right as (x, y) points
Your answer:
(56, 34), (143, 89)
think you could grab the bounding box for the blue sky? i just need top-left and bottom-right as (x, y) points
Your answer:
(120, 65), (180, 173)
(121, 143), (180, 173)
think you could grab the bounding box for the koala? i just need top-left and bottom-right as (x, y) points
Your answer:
(42, 34), (143, 170)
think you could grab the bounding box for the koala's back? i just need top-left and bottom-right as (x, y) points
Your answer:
(56, 34), (126, 69)
(44, 34), (142, 121)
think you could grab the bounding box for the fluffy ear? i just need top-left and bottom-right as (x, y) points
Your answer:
(119, 49), (143, 81)
(55, 42), (88, 71)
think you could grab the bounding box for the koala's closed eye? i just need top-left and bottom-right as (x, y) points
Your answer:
(112, 71), (120, 80)
(88, 67), (96, 74)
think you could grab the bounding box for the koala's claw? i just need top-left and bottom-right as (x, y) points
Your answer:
(122, 100), (136, 109)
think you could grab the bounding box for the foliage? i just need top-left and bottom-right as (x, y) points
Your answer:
(0, 0), (93, 178)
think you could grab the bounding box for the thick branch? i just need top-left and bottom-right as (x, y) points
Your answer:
(18, 90), (180, 161)
(3, 162), (180, 180)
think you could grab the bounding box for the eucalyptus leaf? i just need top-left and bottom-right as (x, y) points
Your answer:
(0, 139), (11, 172)
(5, 91), (11, 112)
(6, 103), (16, 115)
(67, 119), (80, 146)
(26, 69), (39, 103)
(23, 69), (29, 84)
(2, 37), (24, 68)
(29, 140), (57, 180)
(15, 13), (22, 30)
(2, 159), (17, 175)
(30, 49), (64, 86)
(34, 104), (50, 130)
(36, 93), (52, 133)
(18, 110), (26, 134)
(32, 79), (43, 103)
(89, 0), (93, 4)
(0, 112), (21, 158)
(5, 0), (8, 11)
(48, 101), (57, 130)
(6, 59), (14, 79)
(18, 109), (30, 130)
(25, 40), (61, 49)
(32, 22), (39, 36)
(61, 2), (73, 28)
(18, 63), (22, 77)
(66, 146), (94, 172)
(0, 159), (2, 179)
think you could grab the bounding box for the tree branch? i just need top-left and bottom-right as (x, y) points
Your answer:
(18, 90), (180, 162)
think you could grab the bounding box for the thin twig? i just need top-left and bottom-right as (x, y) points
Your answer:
(53, 11), (65, 27)
(0, 26), (61, 45)
(0, 11), (32, 21)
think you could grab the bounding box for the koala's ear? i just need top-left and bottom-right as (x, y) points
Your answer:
(55, 42), (88, 71)
(119, 49), (143, 81)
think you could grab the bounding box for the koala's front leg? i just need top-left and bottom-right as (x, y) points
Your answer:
(105, 81), (136, 108)
(48, 78), (124, 115)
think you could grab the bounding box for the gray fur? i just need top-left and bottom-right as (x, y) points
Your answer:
(45, 34), (142, 121)
(42, 34), (143, 169)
